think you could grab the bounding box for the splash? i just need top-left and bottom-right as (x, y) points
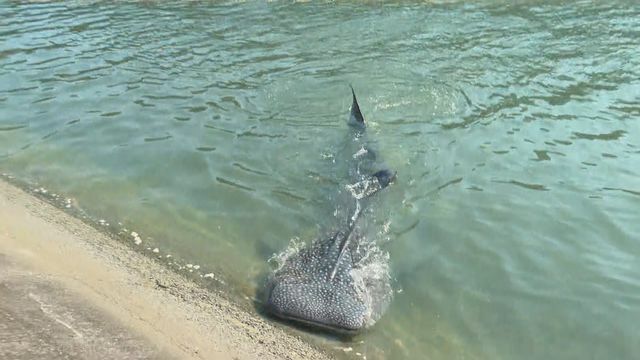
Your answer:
(268, 237), (304, 272)
(349, 236), (393, 326)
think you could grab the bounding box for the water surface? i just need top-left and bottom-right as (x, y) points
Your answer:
(1, 1), (639, 359)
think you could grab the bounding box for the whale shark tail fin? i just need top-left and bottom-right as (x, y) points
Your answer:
(349, 85), (365, 128)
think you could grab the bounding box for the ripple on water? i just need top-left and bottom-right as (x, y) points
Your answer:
(232, 162), (268, 176)
(572, 129), (627, 141)
(215, 177), (255, 193)
(144, 135), (172, 143)
(195, 146), (216, 152)
(0, 124), (29, 132)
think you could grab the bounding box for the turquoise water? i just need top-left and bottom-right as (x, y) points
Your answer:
(1, 1), (639, 359)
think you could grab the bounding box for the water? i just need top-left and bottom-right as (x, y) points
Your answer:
(1, 1), (639, 359)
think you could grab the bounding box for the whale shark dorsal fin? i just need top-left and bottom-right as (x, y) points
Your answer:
(349, 85), (365, 127)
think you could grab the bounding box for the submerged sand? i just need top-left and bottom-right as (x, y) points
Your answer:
(0, 178), (331, 360)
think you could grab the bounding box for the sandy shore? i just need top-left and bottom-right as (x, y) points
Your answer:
(0, 178), (332, 360)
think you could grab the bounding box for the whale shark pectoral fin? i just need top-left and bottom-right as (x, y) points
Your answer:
(372, 169), (397, 189)
(349, 85), (365, 127)
(345, 169), (396, 200)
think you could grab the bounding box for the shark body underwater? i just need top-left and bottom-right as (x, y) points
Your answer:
(264, 87), (396, 334)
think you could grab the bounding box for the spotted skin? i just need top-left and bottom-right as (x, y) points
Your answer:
(266, 230), (369, 332)
(265, 87), (394, 333)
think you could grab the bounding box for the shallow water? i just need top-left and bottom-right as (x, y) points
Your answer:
(1, 1), (639, 359)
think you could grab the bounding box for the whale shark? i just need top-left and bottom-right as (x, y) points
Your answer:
(265, 86), (395, 333)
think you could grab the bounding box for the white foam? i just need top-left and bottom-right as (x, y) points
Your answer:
(345, 178), (382, 200)
(349, 241), (393, 326)
(268, 237), (304, 272)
